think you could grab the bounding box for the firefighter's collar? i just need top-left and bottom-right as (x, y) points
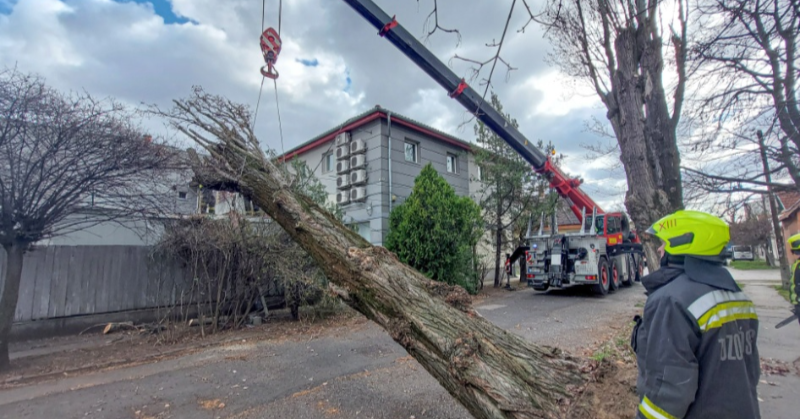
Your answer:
(683, 256), (740, 292)
(640, 266), (684, 295)
(641, 256), (739, 294)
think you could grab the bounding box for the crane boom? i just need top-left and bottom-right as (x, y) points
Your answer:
(341, 0), (603, 219)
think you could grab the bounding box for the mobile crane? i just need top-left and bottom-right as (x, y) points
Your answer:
(266, 0), (645, 295)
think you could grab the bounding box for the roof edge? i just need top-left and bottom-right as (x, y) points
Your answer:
(277, 105), (473, 160)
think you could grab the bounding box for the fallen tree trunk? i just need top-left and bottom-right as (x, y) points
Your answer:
(154, 87), (614, 419)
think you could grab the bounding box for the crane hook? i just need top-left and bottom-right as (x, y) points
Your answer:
(260, 27), (282, 80)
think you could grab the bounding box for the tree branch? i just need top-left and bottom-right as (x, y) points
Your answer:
(420, 0), (462, 45)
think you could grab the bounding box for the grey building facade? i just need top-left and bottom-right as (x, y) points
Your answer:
(36, 148), (201, 247)
(279, 105), (480, 246)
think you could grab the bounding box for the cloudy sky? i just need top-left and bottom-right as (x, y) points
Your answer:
(0, 0), (627, 209)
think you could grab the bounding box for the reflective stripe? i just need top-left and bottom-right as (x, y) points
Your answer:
(792, 261), (798, 303)
(638, 396), (678, 419)
(697, 301), (758, 331)
(687, 290), (750, 321)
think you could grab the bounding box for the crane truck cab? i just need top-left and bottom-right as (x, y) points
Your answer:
(590, 212), (640, 245)
(524, 208), (645, 296)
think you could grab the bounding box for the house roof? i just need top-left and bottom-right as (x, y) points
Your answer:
(777, 191), (800, 221)
(277, 105), (473, 160)
(555, 199), (582, 225)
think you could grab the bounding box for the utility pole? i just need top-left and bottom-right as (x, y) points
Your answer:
(757, 130), (790, 287)
(760, 194), (776, 266)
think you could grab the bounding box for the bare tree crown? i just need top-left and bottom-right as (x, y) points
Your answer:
(0, 68), (182, 247)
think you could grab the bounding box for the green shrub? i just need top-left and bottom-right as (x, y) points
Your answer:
(385, 164), (483, 293)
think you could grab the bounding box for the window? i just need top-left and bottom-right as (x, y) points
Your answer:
(477, 165), (482, 181)
(322, 152), (334, 173)
(177, 191), (187, 199)
(446, 153), (457, 173)
(606, 216), (621, 234)
(347, 222), (371, 243)
(198, 188), (216, 214)
(405, 141), (418, 163)
(357, 222), (370, 242)
(243, 196), (263, 215)
(594, 215), (605, 234)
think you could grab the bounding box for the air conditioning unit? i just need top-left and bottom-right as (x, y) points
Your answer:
(335, 132), (351, 147)
(336, 191), (350, 205)
(350, 154), (366, 169)
(350, 139), (366, 154)
(336, 174), (350, 189)
(350, 186), (367, 202)
(336, 160), (350, 173)
(336, 145), (350, 160)
(350, 169), (367, 185)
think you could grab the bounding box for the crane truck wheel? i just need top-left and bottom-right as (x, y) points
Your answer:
(621, 255), (634, 287)
(592, 258), (610, 296)
(609, 259), (621, 292)
(634, 256), (645, 282)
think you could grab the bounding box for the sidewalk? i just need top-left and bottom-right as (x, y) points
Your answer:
(734, 269), (800, 418)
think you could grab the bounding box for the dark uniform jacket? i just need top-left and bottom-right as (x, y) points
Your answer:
(791, 260), (800, 327)
(791, 260), (799, 307)
(631, 256), (761, 419)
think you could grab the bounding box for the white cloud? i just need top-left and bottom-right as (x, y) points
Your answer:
(402, 88), (461, 133)
(519, 71), (601, 117)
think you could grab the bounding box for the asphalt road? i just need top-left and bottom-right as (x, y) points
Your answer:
(0, 280), (648, 419)
(5, 269), (797, 419)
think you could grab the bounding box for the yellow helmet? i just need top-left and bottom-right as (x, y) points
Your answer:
(645, 210), (730, 256)
(788, 232), (800, 252)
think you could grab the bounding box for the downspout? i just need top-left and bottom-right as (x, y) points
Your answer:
(387, 111), (393, 215)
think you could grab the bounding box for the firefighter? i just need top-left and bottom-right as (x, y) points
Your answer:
(631, 209), (761, 419)
(504, 253), (513, 288)
(788, 232), (800, 326)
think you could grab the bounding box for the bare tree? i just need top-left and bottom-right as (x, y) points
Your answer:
(688, 0), (800, 190)
(0, 68), (180, 370)
(681, 123), (797, 195)
(672, 0), (800, 283)
(729, 203), (773, 252)
(529, 0), (690, 265)
(680, 122), (796, 282)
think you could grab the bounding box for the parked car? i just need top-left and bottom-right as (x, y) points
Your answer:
(731, 245), (754, 261)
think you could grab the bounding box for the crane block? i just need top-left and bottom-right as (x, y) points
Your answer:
(260, 27), (282, 79)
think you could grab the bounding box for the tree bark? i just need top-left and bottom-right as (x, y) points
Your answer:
(640, 37), (683, 212)
(609, 28), (673, 268)
(0, 243), (25, 371)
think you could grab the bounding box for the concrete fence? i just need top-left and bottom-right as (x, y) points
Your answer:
(0, 245), (191, 323)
